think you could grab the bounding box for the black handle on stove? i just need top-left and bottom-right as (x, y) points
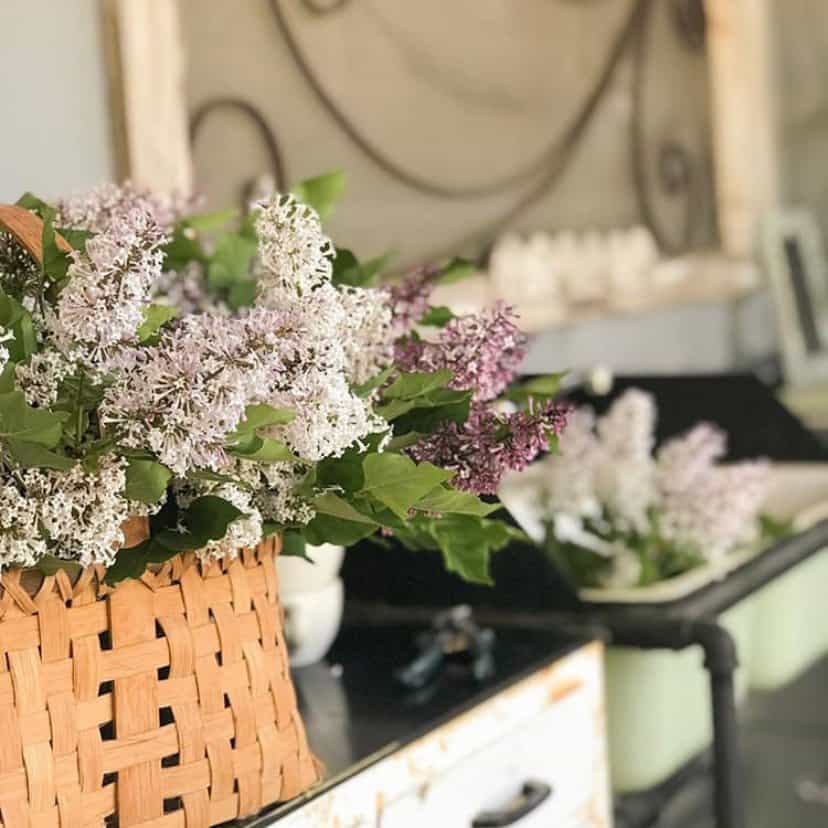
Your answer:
(471, 780), (552, 826)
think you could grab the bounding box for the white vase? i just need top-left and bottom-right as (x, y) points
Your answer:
(277, 543), (346, 667)
(282, 578), (345, 668)
(277, 542), (345, 594)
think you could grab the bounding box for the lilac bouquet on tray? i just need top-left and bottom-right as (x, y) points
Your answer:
(521, 389), (783, 589)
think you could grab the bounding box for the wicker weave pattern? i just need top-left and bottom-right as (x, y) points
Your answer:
(0, 536), (320, 827)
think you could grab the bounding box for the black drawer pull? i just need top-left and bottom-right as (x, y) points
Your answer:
(471, 780), (553, 827)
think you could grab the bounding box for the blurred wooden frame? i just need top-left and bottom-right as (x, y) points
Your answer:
(101, 0), (193, 194)
(103, 0), (778, 257)
(761, 208), (828, 387)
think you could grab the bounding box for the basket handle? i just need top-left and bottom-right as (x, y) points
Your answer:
(0, 204), (73, 265)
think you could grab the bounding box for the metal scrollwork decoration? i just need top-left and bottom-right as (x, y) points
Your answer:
(672, 0), (707, 52)
(189, 0), (708, 256)
(298, 0), (350, 15)
(189, 97), (288, 209)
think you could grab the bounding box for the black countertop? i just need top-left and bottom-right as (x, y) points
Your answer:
(246, 619), (588, 824)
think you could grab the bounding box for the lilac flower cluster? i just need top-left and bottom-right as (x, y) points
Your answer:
(411, 401), (568, 495)
(396, 301), (527, 402)
(388, 266), (438, 335)
(397, 300), (567, 495)
(100, 309), (290, 474)
(657, 424), (769, 563)
(56, 181), (194, 235)
(48, 203), (167, 367)
(533, 389), (771, 586)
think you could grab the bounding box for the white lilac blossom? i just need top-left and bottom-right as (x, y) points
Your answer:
(657, 424), (769, 564)
(593, 389), (657, 534)
(0, 482), (48, 569)
(537, 389), (771, 585)
(337, 285), (394, 385)
(48, 204), (166, 366)
(56, 181), (193, 235)
(153, 262), (226, 316)
(255, 194), (333, 300)
(16, 349), (80, 407)
(235, 460), (316, 527)
(99, 310), (289, 475)
(539, 408), (602, 520)
(271, 368), (386, 462)
(0, 456), (133, 569)
(252, 199), (388, 460)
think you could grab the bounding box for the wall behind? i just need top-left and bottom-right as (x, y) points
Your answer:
(0, 0), (114, 202)
(181, 0), (716, 267)
(773, 0), (828, 242)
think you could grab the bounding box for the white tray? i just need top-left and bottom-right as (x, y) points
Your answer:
(498, 462), (828, 604)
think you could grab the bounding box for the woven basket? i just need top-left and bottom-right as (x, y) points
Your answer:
(0, 532), (321, 828)
(0, 206), (322, 825)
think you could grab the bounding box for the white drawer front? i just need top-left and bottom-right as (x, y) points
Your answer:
(384, 683), (601, 826)
(276, 643), (610, 827)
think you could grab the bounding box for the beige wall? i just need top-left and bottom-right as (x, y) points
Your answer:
(181, 0), (717, 267)
(0, 0), (114, 202)
(773, 0), (828, 242)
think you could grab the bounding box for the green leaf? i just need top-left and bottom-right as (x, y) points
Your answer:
(137, 304), (178, 343)
(0, 391), (65, 447)
(383, 369), (453, 400)
(182, 495), (245, 541)
(304, 512), (378, 547)
(419, 305), (455, 327)
(37, 554), (82, 578)
(436, 257), (476, 284)
(15, 192), (50, 216)
(0, 362), (15, 393)
(163, 224), (206, 271)
(360, 454), (453, 519)
(431, 515), (512, 585)
(506, 372), (567, 404)
(227, 280), (257, 310)
(56, 228), (93, 251)
(390, 388), (471, 434)
(0, 291), (36, 362)
(229, 436), (294, 463)
(292, 170), (346, 221)
(181, 207), (239, 232)
(315, 448), (365, 493)
(352, 365), (394, 399)
(281, 530), (311, 560)
(6, 440), (75, 470)
(385, 431), (422, 451)
(331, 248), (392, 288)
(104, 537), (179, 585)
(40, 207), (71, 283)
(314, 492), (379, 525)
(125, 459), (172, 504)
(80, 437), (117, 473)
(262, 521), (281, 537)
(416, 486), (500, 517)
(206, 232), (257, 290)
(234, 403), (295, 434)
(188, 468), (250, 488)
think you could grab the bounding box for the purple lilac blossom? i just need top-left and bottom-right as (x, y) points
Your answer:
(388, 266), (439, 335)
(411, 401), (569, 495)
(395, 301), (527, 402)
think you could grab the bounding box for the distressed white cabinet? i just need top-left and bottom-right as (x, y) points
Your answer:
(275, 642), (610, 827)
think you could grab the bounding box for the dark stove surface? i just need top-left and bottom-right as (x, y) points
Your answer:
(246, 619), (587, 824)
